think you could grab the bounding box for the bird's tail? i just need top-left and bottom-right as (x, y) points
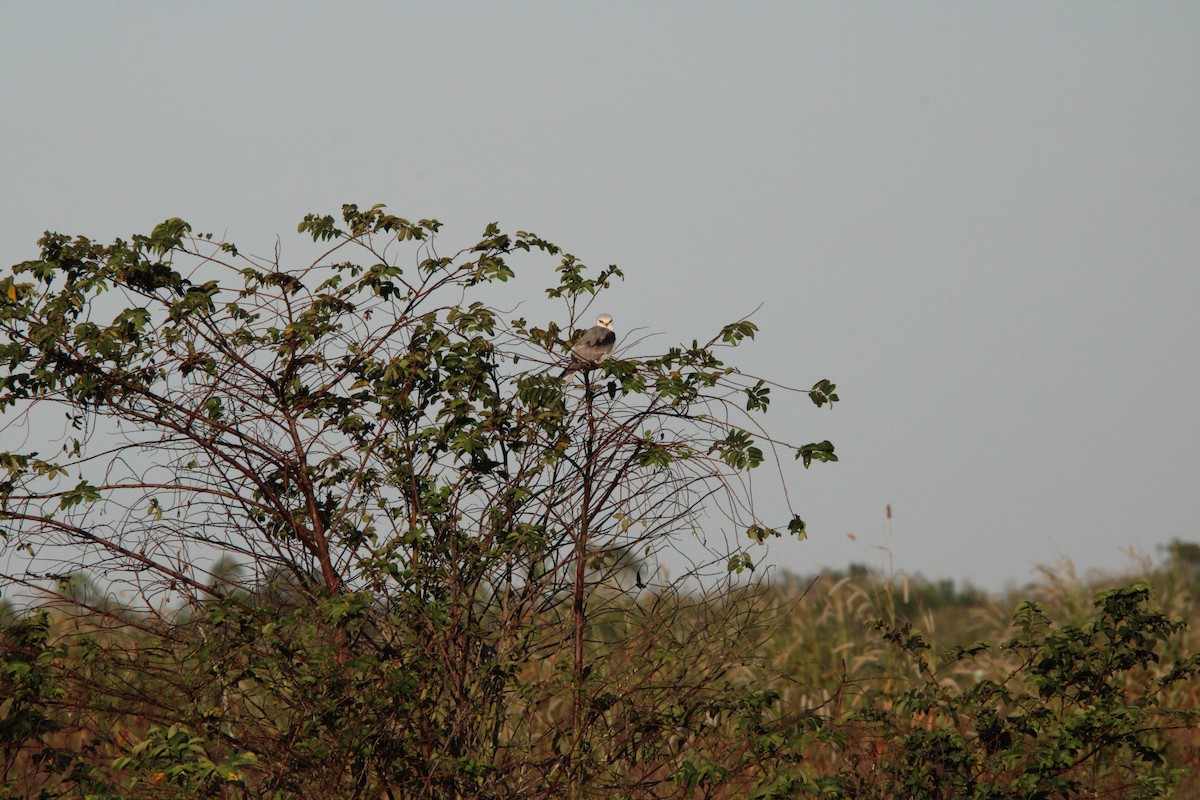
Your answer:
(559, 359), (585, 379)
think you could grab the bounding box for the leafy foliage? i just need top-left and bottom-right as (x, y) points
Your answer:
(811, 584), (1200, 799)
(4, 204), (1194, 799)
(0, 205), (833, 799)
(753, 562), (1200, 800)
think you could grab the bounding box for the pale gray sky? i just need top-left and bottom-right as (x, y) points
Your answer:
(3, 4), (1197, 589)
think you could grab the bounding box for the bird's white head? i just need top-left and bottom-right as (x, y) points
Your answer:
(596, 314), (614, 329)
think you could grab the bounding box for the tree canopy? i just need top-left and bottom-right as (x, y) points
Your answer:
(4, 205), (1194, 800)
(0, 204), (833, 798)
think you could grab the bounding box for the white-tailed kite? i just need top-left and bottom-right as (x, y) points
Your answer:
(560, 314), (616, 377)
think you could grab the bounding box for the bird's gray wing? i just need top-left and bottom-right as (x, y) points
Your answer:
(570, 325), (616, 363)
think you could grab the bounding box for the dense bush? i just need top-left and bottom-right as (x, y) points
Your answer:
(2, 206), (1196, 798)
(0, 205), (829, 798)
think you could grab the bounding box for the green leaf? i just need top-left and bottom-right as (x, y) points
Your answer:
(719, 320), (758, 345)
(787, 515), (806, 539)
(744, 380), (770, 412)
(808, 378), (839, 409)
(60, 480), (101, 509)
(147, 217), (193, 256)
(726, 552), (755, 574)
(796, 440), (837, 468)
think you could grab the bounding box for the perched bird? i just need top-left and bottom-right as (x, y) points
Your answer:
(560, 314), (616, 377)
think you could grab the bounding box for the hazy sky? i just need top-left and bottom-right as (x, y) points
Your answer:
(3, 4), (1197, 590)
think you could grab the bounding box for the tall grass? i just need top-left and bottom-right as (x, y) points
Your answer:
(746, 548), (1200, 798)
(4, 551), (1198, 798)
